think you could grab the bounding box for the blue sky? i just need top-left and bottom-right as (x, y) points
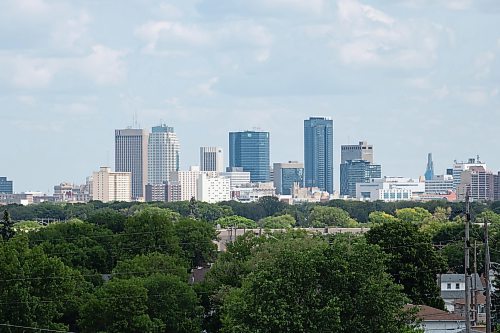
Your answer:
(1, 0), (499, 193)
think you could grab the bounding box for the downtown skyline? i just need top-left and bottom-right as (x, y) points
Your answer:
(1, 0), (499, 192)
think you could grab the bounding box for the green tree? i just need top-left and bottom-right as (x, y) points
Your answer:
(0, 236), (89, 331)
(219, 235), (415, 333)
(86, 207), (127, 233)
(369, 211), (399, 224)
(257, 196), (287, 216)
(120, 207), (182, 259)
(215, 215), (258, 229)
(366, 219), (447, 309)
(307, 206), (357, 227)
(258, 214), (296, 228)
(395, 208), (433, 226)
(113, 252), (188, 280)
(0, 210), (15, 240)
(79, 278), (160, 333)
(174, 218), (218, 267)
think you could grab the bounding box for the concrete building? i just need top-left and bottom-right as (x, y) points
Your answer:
(495, 172), (500, 201)
(231, 182), (276, 202)
(229, 131), (270, 182)
(452, 157), (486, 190)
(145, 183), (168, 202)
(304, 117), (334, 194)
(356, 177), (425, 202)
(200, 147), (224, 173)
(340, 160), (381, 198)
(425, 175), (455, 194)
(457, 165), (495, 201)
(53, 182), (91, 203)
(168, 167), (203, 202)
(0, 177), (13, 194)
(220, 167), (251, 189)
(197, 173), (231, 203)
(340, 141), (373, 164)
(115, 128), (148, 200)
(91, 167), (132, 203)
(146, 124), (180, 201)
(273, 161), (304, 195)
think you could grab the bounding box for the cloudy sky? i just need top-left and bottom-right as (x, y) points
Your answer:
(1, 0), (500, 193)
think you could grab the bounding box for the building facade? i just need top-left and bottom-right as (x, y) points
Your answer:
(200, 147), (224, 173)
(147, 125), (180, 202)
(452, 157), (486, 190)
(304, 117), (334, 194)
(340, 141), (373, 164)
(91, 167), (132, 203)
(220, 167), (251, 189)
(457, 165), (495, 201)
(340, 160), (381, 197)
(197, 173), (231, 203)
(229, 131), (270, 183)
(356, 177), (425, 202)
(115, 128), (148, 200)
(0, 177), (13, 194)
(425, 175), (455, 194)
(425, 153), (435, 181)
(273, 161), (305, 195)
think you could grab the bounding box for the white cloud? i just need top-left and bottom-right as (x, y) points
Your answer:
(338, 0), (395, 25)
(474, 51), (495, 79)
(81, 45), (127, 85)
(192, 77), (219, 96)
(51, 11), (91, 50)
(12, 57), (57, 88)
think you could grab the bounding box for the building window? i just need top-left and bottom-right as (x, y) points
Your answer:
(455, 283), (460, 290)
(447, 283), (451, 289)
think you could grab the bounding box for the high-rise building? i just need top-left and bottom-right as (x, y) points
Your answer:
(229, 131), (270, 183)
(147, 125), (180, 194)
(452, 157), (486, 190)
(197, 173), (231, 203)
(340, 141), (373, 164)
(457, 165), (495, 201)
(91, 167), (132, 203)
(115, 128), (148, 200)
(0, 177), (13, 194)
(273, 161), (304, 195)
(220, 167), (251, 189)
(425, 175), (454, 194)
(200, 147), (224, 173)
(340, 160), (382, 197)
(425, 153), (435, 181)
(304, 117), (334, 194)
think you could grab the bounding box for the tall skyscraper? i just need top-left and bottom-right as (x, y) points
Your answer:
(341, 141), (373, 164)
(273, 161), (304, 195)
(425, 153), (434, 181)
(147, 124), (180, 186)
(115, 128), (148, 200)
(340, 160), (381, 197)
(304, 117), (334, 194)
(229, 131), (270, 183)
(0, 177), (13, 194)
(200, 147), (224, 173)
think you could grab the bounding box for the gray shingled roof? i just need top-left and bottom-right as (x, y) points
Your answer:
(440, 273), (484, 290)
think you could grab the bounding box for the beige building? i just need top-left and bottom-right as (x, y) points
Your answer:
(91, 167), (132, 203)
(197, 173), (231, 203)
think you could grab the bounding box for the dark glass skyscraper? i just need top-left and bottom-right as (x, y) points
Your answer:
(304, 117), (334, 193)
(340, 160), (382, 197)
(0, 177), (13, 194)
(425, 153), (434, 181)
(229, 131), (270, 183)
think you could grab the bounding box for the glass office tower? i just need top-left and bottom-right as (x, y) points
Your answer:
(229, 131), (270, 183)
(304, 117), (334, 194)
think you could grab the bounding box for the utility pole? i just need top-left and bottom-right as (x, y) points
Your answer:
(485, 216), (492, 333)
(473, 240), (477, 325)
(465, 188), (471, 333)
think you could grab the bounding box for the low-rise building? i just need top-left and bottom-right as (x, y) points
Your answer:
(356, 177), (425, 202)
(231, 182), (276, 202)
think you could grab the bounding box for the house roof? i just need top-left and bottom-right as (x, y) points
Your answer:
(454, 292), (486, 305)
(441, 273), (484, 290)
(407, 305), (465, 322)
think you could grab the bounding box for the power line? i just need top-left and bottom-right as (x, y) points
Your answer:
(0, 323), (74, 332)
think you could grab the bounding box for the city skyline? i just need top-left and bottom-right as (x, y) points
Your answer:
(1, 0), (500, 192)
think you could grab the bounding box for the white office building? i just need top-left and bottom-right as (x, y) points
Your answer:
(200, 147), (224, 173)
(197, 173), (231, 203)
(148, 124), (180, 186)
(356, 177), (425, 202)
(425, 175), (455, 194)
(92, 167), (132, 203)
(452, 157), (486, 189)
(220, 167), (251, 189)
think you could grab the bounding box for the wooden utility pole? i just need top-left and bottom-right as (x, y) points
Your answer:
(473, 240), (477, 324)
(465, 189), (471, 333)
(485, 217), (492, 333)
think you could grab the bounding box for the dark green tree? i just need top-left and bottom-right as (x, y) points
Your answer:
(366, 219), (447, 309)
(174, 218), (217, 267)
(0, 210), (15, 240)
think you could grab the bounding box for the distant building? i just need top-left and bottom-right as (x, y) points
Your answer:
(0, 177), (13, 194)
(273, 161), (304, 195)
(340, 141), (373, 164)
(53, 182), (91, 203)
(197, 173), (231, 203)
(200, 147), (224, 173)
(145, 183), (168, 202)
(452, 157), (486, 190)
(425, 175), (455, 194)
(231, 182), (276, 202)
(425, 153), (435, 181)
(439, 273), (484, 314)
(91, 167), (132, 203)
(356, 177), (425, 202)
(229, 131), (270, 182)
(168, 167), (204, 202)
(304, 117), (334, 194)
(495, 172), (500, 201)
(457, 165), (495, 201)
(340, 160), (381, 198)
(115, 128), (148, 200)
(147, 124), (180, 189)
(220, 167), (251, 189)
